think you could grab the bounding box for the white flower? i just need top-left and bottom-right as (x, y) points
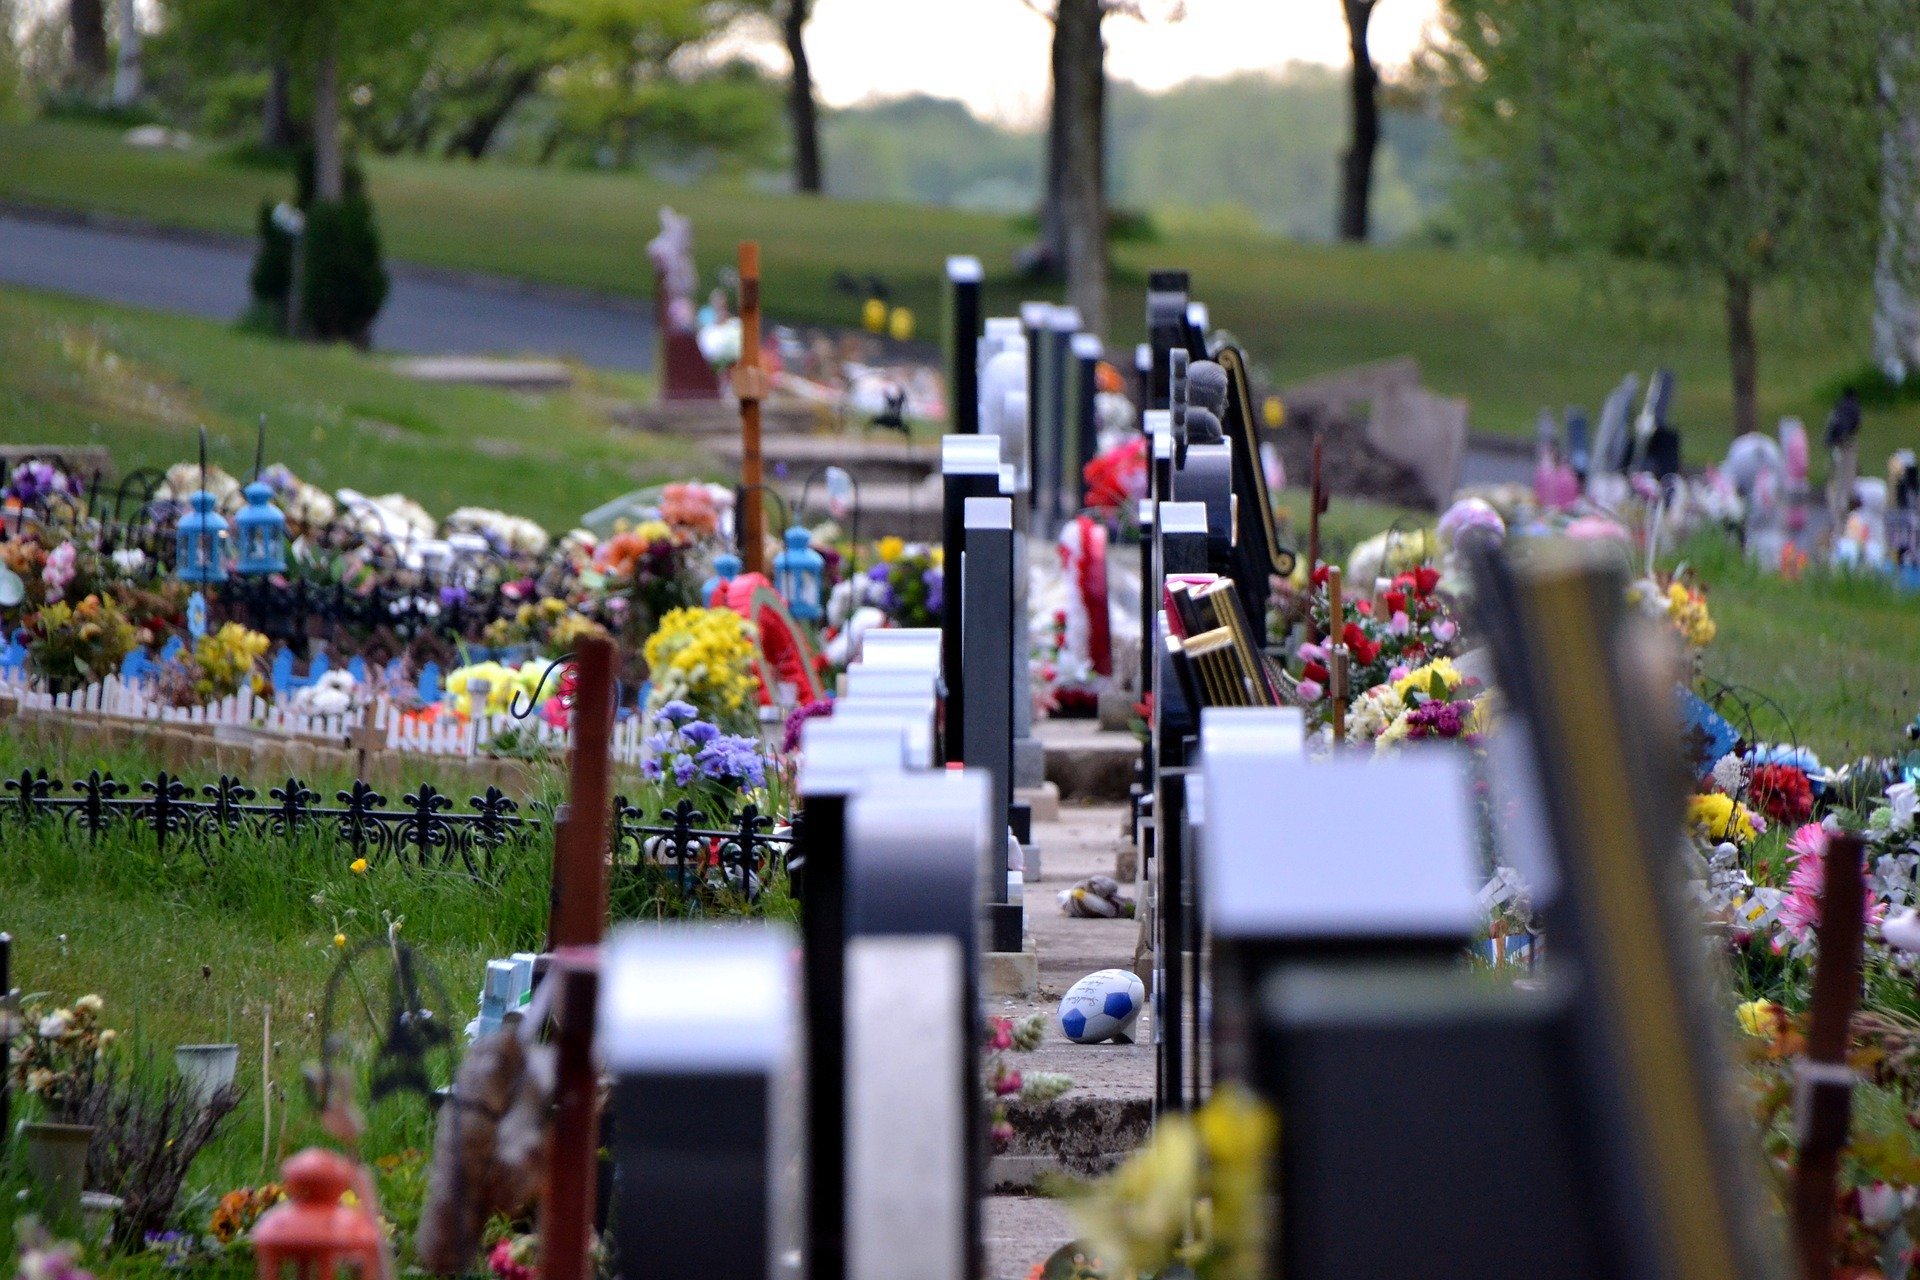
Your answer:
(73, 994), (102, 1015)
(1889, 782), (1918, 834)
(1883, 908), (1920, 953)
(111, 547), (148, 574)
(36, 1010), (72, 1039)
(1711, 753), (1748, 796)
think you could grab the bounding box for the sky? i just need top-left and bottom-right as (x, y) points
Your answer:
(783, 0), (1444, 127)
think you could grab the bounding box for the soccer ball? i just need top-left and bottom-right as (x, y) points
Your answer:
(1058, 968), (1145, 1044)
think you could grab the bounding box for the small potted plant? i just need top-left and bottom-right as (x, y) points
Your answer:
(6, 993), (114, 1226)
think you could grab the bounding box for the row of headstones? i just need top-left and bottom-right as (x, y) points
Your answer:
(597, 629), (999, 1280)
(582, 262), (1148, 1280)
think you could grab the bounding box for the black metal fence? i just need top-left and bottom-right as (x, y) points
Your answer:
(0, 767), (793, 897)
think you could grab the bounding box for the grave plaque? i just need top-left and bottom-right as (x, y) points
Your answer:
(944, 257), (984, 436)
(942, 436), (1003, 762)
(961, 495), (1020, 953)
(602, 925), (798, 1280)
(844, 770), (990, 1280)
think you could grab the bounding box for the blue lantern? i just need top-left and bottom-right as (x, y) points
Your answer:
(702, 550), (743, 606)
(176, 489), (229, 584)
(773, 527), (824, 622)
(235, 480), (287, 574)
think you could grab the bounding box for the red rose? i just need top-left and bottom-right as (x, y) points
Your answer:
(1343, 622), (1380, 666)
(1311, 564), (1331, 587)
(1354, 599), (1372, 616)
(1302, 660), (1330, 684)
(1384, 589), (1407, 615)
(1414, 566), (1441, 596)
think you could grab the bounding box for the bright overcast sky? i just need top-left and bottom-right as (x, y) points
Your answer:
(784, 0), (1443, 126)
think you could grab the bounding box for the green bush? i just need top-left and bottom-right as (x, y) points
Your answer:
(245, 198), (294, 328)
(300, 194), (390, 345)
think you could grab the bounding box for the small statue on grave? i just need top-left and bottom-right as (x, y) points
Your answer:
(647, 208), (698, 335)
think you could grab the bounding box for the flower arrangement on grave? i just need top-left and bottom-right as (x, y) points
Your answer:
(983, 1014), (1072, 1152)
(481, 597), (574, 657)
(443, 507), (551, 558)
(209, 1183), (287, 1244)
(642, 606), (759, 734)
(658, 482), (721, 537)
(1289, 564), (1460, 729)
(1626, 573), (1716, 648)
(25, 594), (140, 692)
(444, 660), (545, 718)
(850, 537), (942, 629)
(5, 993), (114, 1124)
(1046, 1085), (1273, 1280)
(153, 621), (273, 706)
(6, 460), (81, 510)
(1368, 660), (1491, 751)
(11, 1219), (98, 1280)
(639, 700), (773, 816)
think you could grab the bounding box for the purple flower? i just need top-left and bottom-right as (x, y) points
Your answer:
(439, 585), (469, 610)
(783, 698), (834, 752)
(696, 735), (767, 788)
(660, 699), (698, 723)
(681, 720), (720, 745)
(672, 755), (697, 786)
(866, 563), (891, 583)
(642, 757), (663, 780)
(644, 731), (674, 754)
(922, 567), (944, 618)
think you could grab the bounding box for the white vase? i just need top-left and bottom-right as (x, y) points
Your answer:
(173, 1043), (239, 1105)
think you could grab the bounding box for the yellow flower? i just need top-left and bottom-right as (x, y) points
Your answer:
(1688, 793), (1758, 845)
(1736, 999), (1783, 1038)
(634, 519), (672, 545)
(1393, 658), (1462, 699)
(333, 933), (347, 948)
(876, 536), (905, 563)
(350, 858), (369, 874)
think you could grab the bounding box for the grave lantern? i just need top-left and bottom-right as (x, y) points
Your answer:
(236, 481), (287, 575)
(773, 526), (824, 622)
(235, 415), (287, 575)
(703, 550), (743, 606)
(251, 1148), (384, 1280)
(176, 427), (229, 584)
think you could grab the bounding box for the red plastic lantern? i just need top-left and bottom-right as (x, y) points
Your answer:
(252, 1149), (385, 1280)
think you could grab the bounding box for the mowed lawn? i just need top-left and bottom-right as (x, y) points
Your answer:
(0, 284), (700, 532)
(4, 119), (1917, 464)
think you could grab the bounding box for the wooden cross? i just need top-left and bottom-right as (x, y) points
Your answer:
(538, 633), (618, 1280)
(349, 700), (383, 777)
(1793, 830), (1868, 1280)
(732, 241), (770, 576)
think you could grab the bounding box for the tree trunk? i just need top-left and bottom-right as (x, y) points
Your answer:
(1338, 0), (1380, 242)
(263, 60), (299, 150)
(1725, 272), (1759, 438)
(445, 65), (542, 160)
(312, 46), (344, 202)
(785, 0), (823, 194)
(110, 0), (140, 106)
(1035, 7), (1071, 277)
(1056, 0), (1108, 336)
(67, 0), (108, 91)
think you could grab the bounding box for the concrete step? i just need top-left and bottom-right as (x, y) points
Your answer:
(1037, 718), (1140, 804)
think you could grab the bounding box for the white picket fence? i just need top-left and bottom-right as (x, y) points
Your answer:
(0, 670), (650, 764)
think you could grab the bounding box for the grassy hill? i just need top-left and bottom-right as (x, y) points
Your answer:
(3, 118), (1914, 467)
(0, 285), (694, 531)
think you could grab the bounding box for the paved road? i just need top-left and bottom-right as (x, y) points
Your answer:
(0, 212), (655, 372)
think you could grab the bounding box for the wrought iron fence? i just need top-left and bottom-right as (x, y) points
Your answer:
(0, 767), (794, 898)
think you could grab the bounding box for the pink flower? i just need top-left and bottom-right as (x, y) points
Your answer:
(42, 541), (75, 603)
(1295, 678), (1323, 704)
(994, 1069), (1023, 1096)
(1388, 664), (1410, 683)
(1432, 618), (1457, 643)
(1298, 642), (1327, 663)
(1778, 823), (1883, 942)
(1387, 610), (1411, 636)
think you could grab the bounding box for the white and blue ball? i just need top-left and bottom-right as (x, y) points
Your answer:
(1058, 968), (1145, 1044)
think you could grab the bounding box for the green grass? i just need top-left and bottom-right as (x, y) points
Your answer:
(0, 283), (702, 533)
(4, 117), (1917, 466)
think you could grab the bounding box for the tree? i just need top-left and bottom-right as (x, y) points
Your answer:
(1440, 0), (1906, 437)
(783, 0), (822, 192)
(534, 0), (778, 167)
(67, 0), (108, 92)
(1027, 1), (1177, 339)
(1337, 0), (1378, 241)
